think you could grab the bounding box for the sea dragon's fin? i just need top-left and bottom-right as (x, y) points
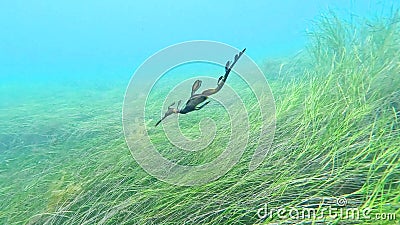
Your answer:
(191, 80), (202, 96)
(225, 61), (231, 73)
(217, 76), (223, 85)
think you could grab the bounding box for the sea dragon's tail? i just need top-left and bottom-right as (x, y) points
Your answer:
(220, 48), (246, 83)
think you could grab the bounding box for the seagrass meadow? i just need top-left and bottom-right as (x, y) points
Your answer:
(1, 10), (399, 225)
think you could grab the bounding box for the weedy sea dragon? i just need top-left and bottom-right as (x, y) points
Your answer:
(155, 48), (246, 127)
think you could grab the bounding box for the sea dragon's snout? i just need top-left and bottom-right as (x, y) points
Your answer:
(155, 101), (181, 127)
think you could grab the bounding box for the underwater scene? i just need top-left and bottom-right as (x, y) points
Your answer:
(1, 1), (399, 224)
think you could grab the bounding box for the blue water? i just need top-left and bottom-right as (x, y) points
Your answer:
(1, 0), (398, 80)
(0, 1), (399, 224)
